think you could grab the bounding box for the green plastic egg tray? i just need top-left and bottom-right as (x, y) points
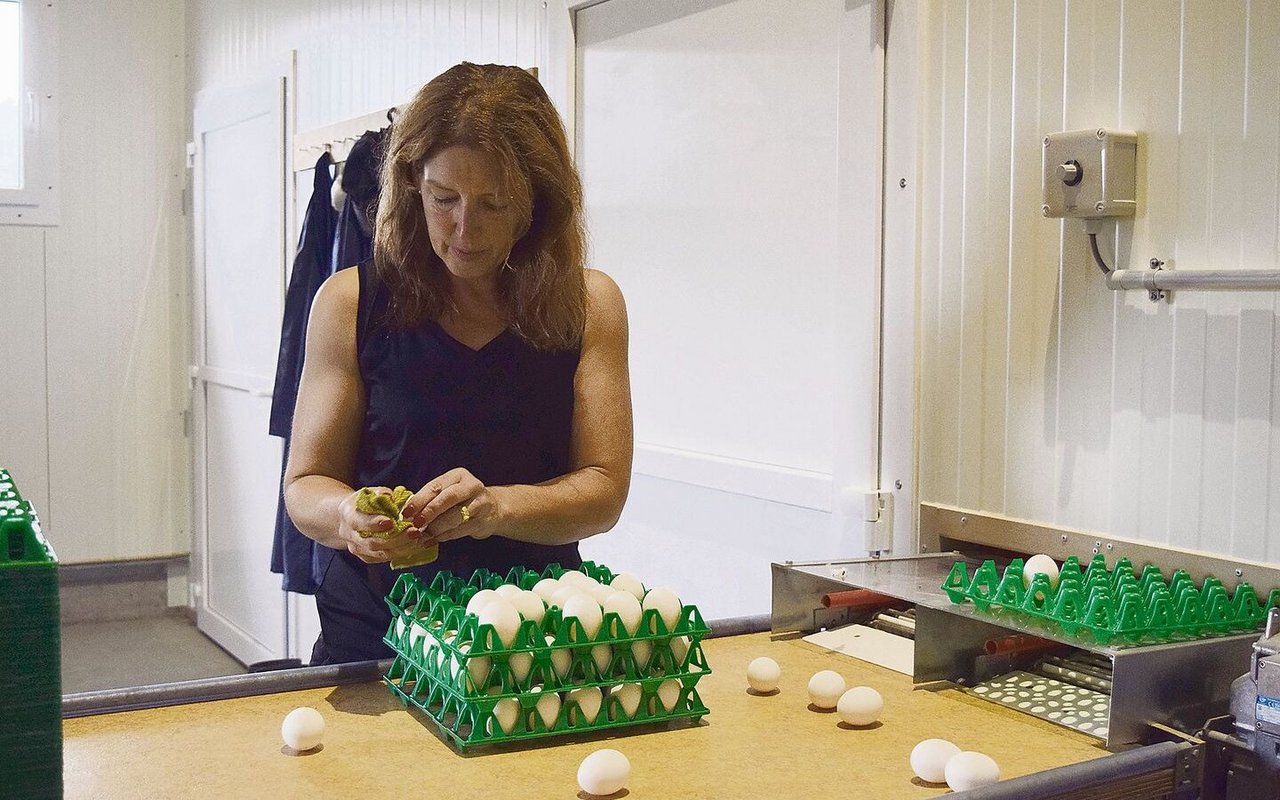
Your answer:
(942, 554), (1280, 646)
(381, 561), (712, 749)
(0, 469), (62, 799)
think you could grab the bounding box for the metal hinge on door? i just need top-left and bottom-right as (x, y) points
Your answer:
(862, 491), (894, 555)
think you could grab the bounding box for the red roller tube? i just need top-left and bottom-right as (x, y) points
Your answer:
(820, 589), (900, 609)
(983, 634), (1061, 657)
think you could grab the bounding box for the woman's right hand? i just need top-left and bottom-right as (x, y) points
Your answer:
(336, 487), (419, 564)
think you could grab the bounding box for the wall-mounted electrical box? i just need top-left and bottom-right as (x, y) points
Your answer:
(1041, 128), (1138, 218)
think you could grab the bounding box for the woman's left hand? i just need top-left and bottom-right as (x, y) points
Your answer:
(403, 468), (497, 544)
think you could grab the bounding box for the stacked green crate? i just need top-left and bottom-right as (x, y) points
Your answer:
(0, 469), (61, 798)
(382, 562), (712, 749)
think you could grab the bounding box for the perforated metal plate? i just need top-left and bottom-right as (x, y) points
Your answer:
(971, 670), (1111, 739)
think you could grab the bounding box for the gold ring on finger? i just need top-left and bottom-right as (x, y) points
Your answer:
(460, 504), (471, 523)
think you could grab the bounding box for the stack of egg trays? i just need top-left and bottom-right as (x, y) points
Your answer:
(381, 561), (712, 749)
(0, 469), (62, 799)
(941, 554), (1280, 646)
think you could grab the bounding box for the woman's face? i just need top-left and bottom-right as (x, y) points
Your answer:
(419, 145), (522, 282)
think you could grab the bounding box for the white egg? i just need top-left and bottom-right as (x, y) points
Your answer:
(568, 686), (604, 726)
(602, 591), (643, 636)
(669, 636), (690, 667)
(477, 597), (521, 649)
(452, 642), (491, 692)
(510, 590), (547, 625)
(465, 588), (498, 617)
(407, 620), (427, 653)
(746, 656), (781, 692)
(546, 634), (571, 680)
(910, 739), (961, 783)
(281, 706), (325, 752)
(588, 583), (617, 604)
(1022, 554), (1060, 591)
(642, 587), (682, 634)
(551, 584), (585, 610)
(531, 577), (561, 602)
(610, 573), (646, 601)
(656, 679), (681, 713)
(393, 615), (407, 641)
(591, 643), (613, 677)
(489, 697), (520, 735)
(807, 670), (847, 709)
(508, 651), (533, 687)
(531, 687), (561, 730)
(577, 749), (631, 797)
(612, 682), (643, 719)
(563, 595), (604, 640)
(945, 751), (1001, 791)
(631, 640), (653, 674)
(836, 686), (884, 726)
(493, 583), (523, 600)
(558, 569), (591, 587)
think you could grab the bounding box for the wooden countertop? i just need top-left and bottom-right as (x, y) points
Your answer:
(63, 632), (1106, 798)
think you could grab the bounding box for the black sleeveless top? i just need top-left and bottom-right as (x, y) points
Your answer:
(311, 261), (583, 662)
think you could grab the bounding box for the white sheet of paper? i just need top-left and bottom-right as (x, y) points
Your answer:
(802, 623), (914, 676)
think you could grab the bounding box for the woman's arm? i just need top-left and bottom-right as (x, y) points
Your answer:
(283, 268), (414, 563)
(407, 268), (634, 546)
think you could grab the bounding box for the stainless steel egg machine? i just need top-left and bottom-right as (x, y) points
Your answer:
(771, 503), (1280, 799)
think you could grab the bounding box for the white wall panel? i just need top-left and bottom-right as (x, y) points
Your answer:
(918, 1), (1280, 565)
(0, 228), (49, 525)
(189, 0), (558, 143)
(29, 1), (188, 562)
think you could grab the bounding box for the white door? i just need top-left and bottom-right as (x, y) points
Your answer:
(190, 77), (288, 666)
(573, 0), (891, 619)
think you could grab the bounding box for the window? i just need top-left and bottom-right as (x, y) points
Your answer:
(0, 0), (57, 225)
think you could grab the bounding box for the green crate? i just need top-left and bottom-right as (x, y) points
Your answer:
(0, 469), (61, 799)
(942, 554), (1280, 646)
(382, 562), (712, 749)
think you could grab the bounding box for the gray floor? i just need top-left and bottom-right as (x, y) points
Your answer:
(60, 608), (247, 694)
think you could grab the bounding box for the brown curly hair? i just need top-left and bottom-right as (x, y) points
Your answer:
(372, 62), (587, 351)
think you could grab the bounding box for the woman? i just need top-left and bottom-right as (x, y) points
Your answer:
(284, 63), (633, 665)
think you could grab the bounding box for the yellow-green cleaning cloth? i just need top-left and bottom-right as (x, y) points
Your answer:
(354, 485), (438, 569)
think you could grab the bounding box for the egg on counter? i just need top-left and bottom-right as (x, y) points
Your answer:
(577, 748), (631, 797)
(836, 686), (883, 726)
(807, 670), (846, 709)
(945, 751), (1001, 791)
(280, 707), (325, 753)
(909, 738), (960, 783)
(746, 656), (781, 693)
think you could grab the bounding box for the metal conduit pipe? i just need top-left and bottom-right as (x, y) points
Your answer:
(1106, 268), (1280, 293)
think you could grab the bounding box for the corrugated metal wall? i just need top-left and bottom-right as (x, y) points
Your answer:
(918, 0), (1280, 563)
